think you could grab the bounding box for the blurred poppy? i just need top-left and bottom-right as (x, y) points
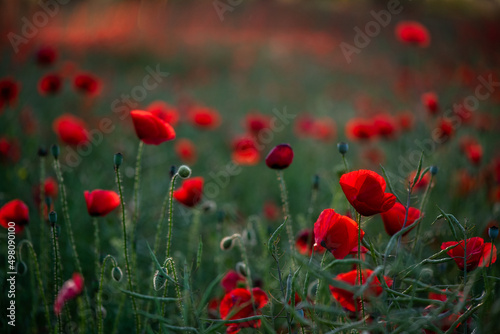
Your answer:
(329, 269), (392, 312)
(84, 190), (120, 217)
(314, 209), (364, 259)
(295, 228), (325, 256)
(312, 117), (337, 142)
(221, 270), (246, 292)
(345, 118), (377, 141)
(0, 77), (20, 110)
(147, 100), (180, 126)
(380, 202), (421, 236)
(441, 237), (497, 272)
(44, 177), (59, 198)
(188, 106), (221, 129)
(232, 136), (260, 165)
(361, 147), (386, 166)
(294, 113), (315, 138)
(0, 199), (29, 233)
(38, 73), (63, 95)
(373, 114), (398, 139)
(339, 170), (396, 216)
(460, 137), (483, 165)
(130, 110), (176, 145)
(35, 45), (58, 66)
(245, 112), (271, 136)
(421, 92), (439, 115)
(219, 287), (268, 334)
(265, 144), (293, 170)
(454, 169), (477, 196)
(397, 111), (415, 131)
(54, 273), (84, 315)
(434, 118), (454, 143)
(173, 177), (204, 207)
(52, 114), (90, 146)
(207, 298), (220, 318)
(175, 138), (197, 164)
(73, 72), (101, 96)
(263, 201), (280, 221)
(408, 170), (431, 191)
(395, 21), (431, 47)
(0, 137), (21, 163)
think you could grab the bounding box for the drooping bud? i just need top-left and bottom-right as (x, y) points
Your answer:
(17, 261), (27, 276)
(235, 262), (248, 277)
(337, 142), (349, 155)
(51, 144), (60, 159)
(265, 144), (294, 170)
(489, 226), (499, 241)
(111, 266), (123, 282)
(177, 165), (192, 179)
(153, 268), (168, 291)
(430, 165), (438, 176)
(113, 153), (123, 168)
(220, 236), (235, 251)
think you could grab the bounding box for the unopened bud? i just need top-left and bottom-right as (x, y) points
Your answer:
(51, 144), (60, 159)
(220, 236), (235, 251)
(38, 146), (48, 157)
(177, 165), (192, 179)
(430, 165), (438, 176)
(17, 261), (27, 276)
(312, 174), (319, 190)
(49, 211), (57, 224)
(153, 268), (168, 291)
(489, 226), (499, 241)
(111, 267), (123, 282)
(235, 262), (248, 277)
(170, 165), (177, 179)
(114, 153), (123, 168)
(337, 142), (349, 155)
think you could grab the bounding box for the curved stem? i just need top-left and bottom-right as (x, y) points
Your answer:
(97, 255), (118, 334)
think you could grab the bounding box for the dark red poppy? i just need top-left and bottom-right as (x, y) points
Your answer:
(36, 45), (58, 66)
(312, 117), (337, 142)
(207, 298), (220, 318)
(421, 92), (439, 115)
(73, 73), (101, 96)
(0, 78), (20, 110)
(263, 201), (280, 221)
(329, 269), (393, 312)
(44, 177), (58, 198)
(38, 74), (63, 95)
(0, 199), (29, 233)
(345, 118), (377, 141)
(221, 270), (246, 292)
(441, 237), (497, 272)
(395, 21), (431, 47)
(294, 113), (315, 138)
(173, 177), (204, 207)
(397, 111), (415, 131)
(52, 114), (90, 146)
(265, 144), (293, 170)
(313, 209), (364, 259)
(188, 106), (221, 129)
(147, 100), (180, 126)
(295, 228), (325, 256)
(54, 273), (84, 315)
(232, 136), (260, 166)
(130, 110), (176, 145)
(408, 170), (431, 191)
(244, 112), (271, 136)
(175, 138), (197, 164)
(0, 137), (20, 163)
(373, 114), (398, 139)
(434, 118), (454, 143)
(460, 137), (483, 165)
(84, 190), (120, 217)
(380, 202), (421, 236)
(339, 170), (396, 216)
(219, 287), (268, 334)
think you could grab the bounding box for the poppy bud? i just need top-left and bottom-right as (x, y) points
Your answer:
(419, 268), (433, 281)
(430, 165), (438, 175)
(313, 174), (320, 190)
(113, 153), (123, 168)
(49, 211), (57, 224)
(265, 144), (294, 170)
(38, 146), (48, 157)
(17, 261), (27, 276)
(235, 262), (248, 277)
(111, 266), (123, 282)
(337, 142), (349, 155)
(51, 144), (60, 159)
(153, 268), (168, 291)
(177, 165), (192, 179)
(489, 226), (499, 241)
(45, 196), (52, 208)
(220, 236), (235, 251)
(170, 165), (177, 179)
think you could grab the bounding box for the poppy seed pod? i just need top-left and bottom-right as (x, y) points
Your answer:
(489, 226), (499, 241)
(265, 144), (294, 170)
(51, 144), (60, 159)
(177, 165), (192, 179)
(337, 142), (349, 155)
(430, 165), (438, 175)
(113, 153), (123, 168)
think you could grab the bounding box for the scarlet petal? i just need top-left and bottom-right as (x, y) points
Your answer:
(265, 144), (294, 170)
(0, 199), (29, 233)
(53, 114), (89, 146)
(84, 190), (120, 217)
(173, 177), (204, 207)
(131, 110), (176, 145)
(479, 243), (497, 267)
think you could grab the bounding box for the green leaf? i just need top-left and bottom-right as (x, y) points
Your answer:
(268, 217), (287, 254)
(411, 151), (425, 189)
(380, 164), (402, 204)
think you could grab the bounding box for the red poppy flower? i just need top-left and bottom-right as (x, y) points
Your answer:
(54, 273), (84, 315)
(339, 170), (396, 216)
(244, 112), (271, 136)
(175, 138), (197, 164)
(52, 114), (90, 146)
(345, 118), (377, 141)
(147, 100), (180, 126)
(361, 147), (386, 166)
(329, 269), (393, 312)
(454, 169), (477, 197)
(73, 73), (101, 96)
(263, 201), (280, 221)
(422, 92), (439, 115)
(0, 199), (29, 233)
(314, 209), (364, 259)
(434, 118), (454, 143)
(130, 110), (176, 145)
(36, 45), (58, 66)
(232, 137), (260, 166)
(221, 270), (246, 292)
(295, 228), (325, 256)
(219, 287), (268, 334)
(460, 137), (483, 165)
(44, 177), (58, 198)
(0, 137), (20, 163)
(173, 177), (204, 207)
(408, 170), (431, 191)
(188, 106), (221, 129)
(294, 114), (316, 138)
(397, 111), (415, 131)
(265, 144), (293, 170)
(373, 114), (398, 139)
(441, 237), (497, 272)
(38, 74), (63, 95)
(207, 298), (220, 318)
(84, 190), (120, 217)
(380, 202), (421, 236)
(395, 21), (431, 47)
(0, 77), (20, 110)
(312, 117), (337, 142)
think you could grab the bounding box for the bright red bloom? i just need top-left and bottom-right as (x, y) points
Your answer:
(73, 73), (100, 96)
(373, 114), (398, 139)
(44, 177), (59, 198)
(173, 177), (204, 207)
(36, 45), (58, 66)
(221, 270), (246, 292)
(339, 170), (396, 216)
(0, 137), (20, 163)
(0, 78), (20, 109)
(380, 202), (421, 236)
(312, 117), (337, 142)
(38, 74), (63, 95)
(175, 138), (197, 164)
(54, 273), (84, 315)
(314, 209), (364, 259)
(408, 170), (431, 191)
(219, 287), (268, 334)
(329, 269), (393, 312)
(244, 112), (271, 136)
(395, 21), (431, 47)
(434, 118), (454, 143)
(441, 237), (497, 272)
(84, 190), (120, 217)
(265, 144), (293, 170)
(0, 200), (29, 233)
(188, 106), (221, 129)
(295, 228), (325, 256)
(147, 100), (180, 126)
(422, 92), (439, 115)
(130, 110), (176, 145)
(232, 137), (260, 165)
(345, 118), (377, 141)
(52, 114), (90, 146)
